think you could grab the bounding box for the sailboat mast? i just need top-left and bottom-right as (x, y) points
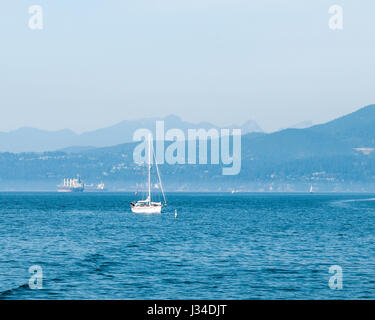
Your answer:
(148, 134), (151, 204)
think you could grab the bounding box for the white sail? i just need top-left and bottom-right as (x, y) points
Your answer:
(153, 143), (166, 205)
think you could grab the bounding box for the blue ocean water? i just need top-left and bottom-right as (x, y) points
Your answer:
(0, 192), (375, 300)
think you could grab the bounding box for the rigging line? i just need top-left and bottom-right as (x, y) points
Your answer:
(148, 134), (151, 203)
(152, 143), (167, 205)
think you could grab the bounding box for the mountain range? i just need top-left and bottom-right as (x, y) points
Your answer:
(1, 104), (375, 192)
(0, 115), (262, 153)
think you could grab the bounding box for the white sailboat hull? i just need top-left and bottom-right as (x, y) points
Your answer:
(131, 204), (162, 214)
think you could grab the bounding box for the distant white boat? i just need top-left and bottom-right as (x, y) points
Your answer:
(97, 182), (105, 191)
(309, 185), (313, 193)
(131, 135), (166, 214)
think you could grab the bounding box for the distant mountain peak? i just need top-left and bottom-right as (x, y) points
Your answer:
(240, 120), (263, 133)
(163, 114), (182, 122)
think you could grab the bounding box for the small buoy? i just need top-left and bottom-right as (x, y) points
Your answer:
(174, 209), (178, 218)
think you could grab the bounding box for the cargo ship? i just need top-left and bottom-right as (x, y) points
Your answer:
(57, 175), (85, 192)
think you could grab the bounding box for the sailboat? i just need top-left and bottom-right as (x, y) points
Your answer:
(309, 184), (313, 193)
(131, 135), (166, 214)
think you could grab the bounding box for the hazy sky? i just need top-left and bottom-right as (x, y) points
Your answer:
(1, 1), (374, 133)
